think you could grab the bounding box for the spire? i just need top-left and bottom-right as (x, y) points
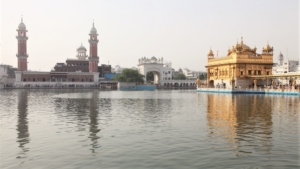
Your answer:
(93, 19), (94, 27)
(241, 36), (243, 45)
(21, 15), (23, 22)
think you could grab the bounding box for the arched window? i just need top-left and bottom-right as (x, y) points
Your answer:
(42, 78), (45, 82)
(33, 78), (35, 82)
(23, 78), (26, 82)
(72, 78), (75, 82)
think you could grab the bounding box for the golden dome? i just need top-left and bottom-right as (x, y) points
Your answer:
(207, 48), (214, 57)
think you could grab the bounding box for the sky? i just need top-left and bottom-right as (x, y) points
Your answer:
(0, 0), (299, 71)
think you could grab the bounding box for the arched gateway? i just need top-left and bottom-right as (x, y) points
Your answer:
(138, 56), (172, 85)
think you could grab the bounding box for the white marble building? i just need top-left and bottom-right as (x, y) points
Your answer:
(137, 56), (196, 86)
(182, 68), (206, 79)
(273, 52), (299, 74)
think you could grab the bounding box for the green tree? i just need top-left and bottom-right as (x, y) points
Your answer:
(198, 73), (207, 80)
(112, 69), (144, 83)
(146, 72), (154, 82)
(174, 73), (186, 80)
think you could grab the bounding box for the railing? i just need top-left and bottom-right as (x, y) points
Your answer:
(196, 85), (300, 94)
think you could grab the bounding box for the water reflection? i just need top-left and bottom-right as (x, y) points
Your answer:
(205, 94), (273, 156)
(53, 91), (103, 154)
(16, 90), (30, 159)
(88, 91), (100, 154)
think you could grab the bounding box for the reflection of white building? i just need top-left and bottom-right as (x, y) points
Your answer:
(182, 68), (206, 79)
(273, 52), (299, 74)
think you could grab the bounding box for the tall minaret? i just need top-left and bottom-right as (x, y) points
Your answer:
(88, 22), (99, 72)
(16, 17), (28, 71)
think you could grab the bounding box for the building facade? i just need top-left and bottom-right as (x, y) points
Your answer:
(206, 37), (274, 88)
(14, 19), (99, 85)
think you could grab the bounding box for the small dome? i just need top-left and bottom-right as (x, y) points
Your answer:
(264, 42), (272, 50)
(77, 44), (87, 52)
(279, 52), (283, 57)
(208, 49), (214, 55)
(151, 56), (157, 61)
(18, 18), (26, 30)
(90, 22), (97, 34)
(241, 44), (251, 50)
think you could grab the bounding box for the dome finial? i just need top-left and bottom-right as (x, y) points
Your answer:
(241, 36), (243, 45)
(93, 19), (94, 27)
(21, 15), (23, 22)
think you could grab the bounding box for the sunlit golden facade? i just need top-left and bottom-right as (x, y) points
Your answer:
(205, 37), (273, 88)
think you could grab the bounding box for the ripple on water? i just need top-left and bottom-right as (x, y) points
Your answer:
(0, 90), (299, 168)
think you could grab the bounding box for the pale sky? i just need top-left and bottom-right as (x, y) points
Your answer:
(0, 0), (299, 71)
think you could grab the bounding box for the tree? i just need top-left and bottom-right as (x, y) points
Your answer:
(146, 72), (154, 82)
(112, 69), (144, 83)
(198, 73), (207, 80)
(174, 73), (186, 80)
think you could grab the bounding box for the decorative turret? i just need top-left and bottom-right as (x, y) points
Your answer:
(16, 17), (28, 71)
(207, 47), (214, 58)
(76, 43), (87, 60)
(262, 41), (273, 54)
(88, 21), (99, 72)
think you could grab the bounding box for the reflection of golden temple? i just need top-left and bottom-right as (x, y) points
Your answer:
(205, 94), (274, 154)
(206, 37), (273, 88)
(196, 78), (201, 88)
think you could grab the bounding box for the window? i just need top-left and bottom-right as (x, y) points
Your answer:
(240, 71), (243, 76)
(258, 70), (261, 75)
(248, 70), (252, 75)
(266, 71), (269, 75)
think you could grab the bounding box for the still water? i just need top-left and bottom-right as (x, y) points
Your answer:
(0, 89), (299, 168)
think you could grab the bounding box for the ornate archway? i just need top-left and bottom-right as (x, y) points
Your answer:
(145, 69), (161, 84)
